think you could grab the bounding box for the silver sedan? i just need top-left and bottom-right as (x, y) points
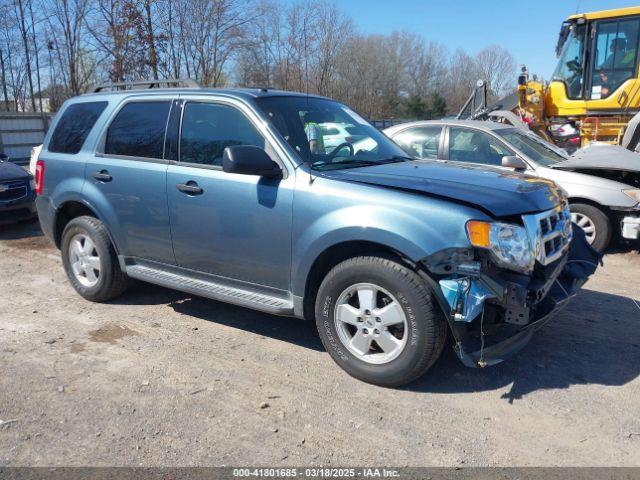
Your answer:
(384, 119), (640, 252)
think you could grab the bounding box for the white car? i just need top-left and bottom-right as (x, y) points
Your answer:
(384, 120), (640, 252)
(319, 123), (365, 151)
(29, 144), (42, 175)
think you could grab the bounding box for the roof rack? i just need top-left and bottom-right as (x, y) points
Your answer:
(92, 78), (201, 93)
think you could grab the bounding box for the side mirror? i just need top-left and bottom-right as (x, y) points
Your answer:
(501, 155), (527, 170)
(222, 145), (282, 178)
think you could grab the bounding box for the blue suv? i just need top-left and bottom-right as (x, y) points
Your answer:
(35, 80), (600, 386)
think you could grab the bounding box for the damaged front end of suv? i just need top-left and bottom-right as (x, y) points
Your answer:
(423, 200), (602, 368)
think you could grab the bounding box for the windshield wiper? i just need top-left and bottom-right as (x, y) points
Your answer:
(311, 155), (414, 170)
(383, 155), (415, 163)
(311, 159), (381, 170)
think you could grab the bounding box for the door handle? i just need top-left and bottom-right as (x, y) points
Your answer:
(176, 181), (203, 195)
(92, 170), (112, 182)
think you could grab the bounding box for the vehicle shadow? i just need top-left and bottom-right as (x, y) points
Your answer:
(116, 282), (640, 398)
(6, 222), (635, 397)
(0, 219), (43, 240)
(407, 288), (640, 401)
(113, 282), (325, 351)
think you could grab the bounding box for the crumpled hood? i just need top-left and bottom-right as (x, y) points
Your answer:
(0, 161), (29, 182)
(555, 143), (640, 172)
(317, 160), (564, 217)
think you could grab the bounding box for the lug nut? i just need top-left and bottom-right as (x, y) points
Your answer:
(357, 317), (362, 322)
(374, 329), (380, 334)
(363, 328), (369, 334)
(375, 317), (381, 322)
(364, 309), (371, 315)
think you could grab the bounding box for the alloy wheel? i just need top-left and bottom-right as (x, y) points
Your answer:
(334, 282), (408, 364)
(571, 212), (596, 244)
(68, 233), (101, 288)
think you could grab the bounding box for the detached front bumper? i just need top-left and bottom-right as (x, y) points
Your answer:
(435, 227), (601, 368)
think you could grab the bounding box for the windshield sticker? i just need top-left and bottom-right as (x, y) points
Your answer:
(591, 85), (602, 100)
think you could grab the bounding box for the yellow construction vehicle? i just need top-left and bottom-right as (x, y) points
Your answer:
(517, 6), (640, 151)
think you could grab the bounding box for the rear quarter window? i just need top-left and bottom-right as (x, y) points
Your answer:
(48, 101), (108, 154)
(105, 101), (171, 159)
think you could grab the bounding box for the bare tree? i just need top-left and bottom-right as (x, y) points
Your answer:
(26, 0), (44, 111)
(180, 0), (253, 87)
(141, 0), (159, 79)
(0, 47), (9, 110)
(445, 49), (479, 114)
(0, 0), (519, 118)
(86, 0), (146, 81)
(45, 0), (94, 96)
(14, 0), (36, 110)
(475, 45), (516, 98)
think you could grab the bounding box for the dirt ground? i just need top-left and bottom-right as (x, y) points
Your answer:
(0, 221), (639, 467)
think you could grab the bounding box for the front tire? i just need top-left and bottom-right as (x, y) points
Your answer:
(315, 256), (446, 387)
(61, 216), (128, 302)
(570, 203), (611, 252)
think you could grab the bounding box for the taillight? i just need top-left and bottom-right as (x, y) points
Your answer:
(35, 160), (45, 195)
(345, 136), (353, 142)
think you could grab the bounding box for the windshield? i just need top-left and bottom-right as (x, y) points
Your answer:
(551, 23), (586, 99)
(254, 96), (411, 170)
(495, 128), (568, 167)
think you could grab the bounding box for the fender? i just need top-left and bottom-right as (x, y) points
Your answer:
(291, 201), (487, 297)
(51, 187), (125, 255)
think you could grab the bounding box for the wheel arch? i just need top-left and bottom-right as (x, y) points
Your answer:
(568, 197), (611, 215)
(53, 199), (120, 255)
(300, 240), (417, 322)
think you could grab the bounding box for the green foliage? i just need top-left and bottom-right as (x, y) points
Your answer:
(402, 92), (447, 120)
(427, 92), (447, 119)
(404, 94), (428, 119)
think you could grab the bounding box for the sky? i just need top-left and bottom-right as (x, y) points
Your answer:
(334, 0), (640, 79)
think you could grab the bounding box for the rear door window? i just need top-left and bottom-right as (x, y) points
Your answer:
(179, 102), (265, 166)
(105, 101), (171, 159)
(392, 126), (442, 159)
(48, 101), (108, 154)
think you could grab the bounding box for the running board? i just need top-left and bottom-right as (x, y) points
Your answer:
(126, 264), (294, 316)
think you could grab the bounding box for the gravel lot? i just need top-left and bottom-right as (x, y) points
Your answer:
(0, 221), (639, 467)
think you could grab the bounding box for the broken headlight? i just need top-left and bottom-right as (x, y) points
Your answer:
(466, 220), (534, 273)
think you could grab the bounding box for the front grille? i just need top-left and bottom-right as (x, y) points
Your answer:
(0, 180), (28, 202)
(523, 203), (572, 266)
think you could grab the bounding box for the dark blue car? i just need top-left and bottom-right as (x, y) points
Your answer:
(0, 153), (37, 225)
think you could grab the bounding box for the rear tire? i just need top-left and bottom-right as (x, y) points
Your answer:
(315, 256), (446, 387)
(61, 215), (128, 302)
(570, 203), (611, 252)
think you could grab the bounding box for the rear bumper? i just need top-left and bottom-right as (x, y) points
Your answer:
(0, 193), (36, 225)
(443, 227), (601, 368)
(35, 195), (56, 242)
(621, 215), (640, 240)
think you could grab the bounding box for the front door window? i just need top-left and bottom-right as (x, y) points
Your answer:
(392, 126), (442, 159)
(448, 128), (512, 166)
(552, 23), (587, 100)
